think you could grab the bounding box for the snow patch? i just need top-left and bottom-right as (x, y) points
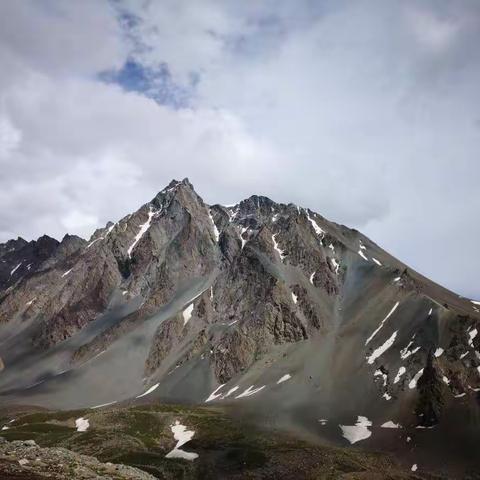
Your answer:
(358, 249), (369, 261)
(10, 262), (22, 276)
(310, 271), (315, 284)
(381, 421), (401, 429)
(277, 374), (292, 384)
(331, 258), (340, 274)
(367, 331), (397, 364)
(165, 420), (199, 461)
(409, 369), (424, 389)
(271, 234), (286, 261)
(291, 292), (298, 304)
(374, 369), (387, 387)
(365, 302), (400, 345)
(205, 384), (225, 402)
(75, 417), (89, 432)
(86, 237), (102, 249)
(411, 464), (418, 472)
(400, 337), (420, 360)
(183, 304), (194, 325)
(208, 210), (220, 242)
(468, 328), (477, 347)
(62, 268), (73, 278)
(372, 257), (382, 266)
(136, 382), (160, 398)
(127, 206), (158, 257)
(105, 223), (115, 236)
(340, 416), (372, 444)
(240, 227), (248, 249)
(306, 213), (324, 237)
(394, 366), (406, 384)
(235, 385), (266, 399)
(434, 347), (444, 358)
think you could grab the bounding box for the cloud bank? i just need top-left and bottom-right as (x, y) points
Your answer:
(0, 0), (479, 298)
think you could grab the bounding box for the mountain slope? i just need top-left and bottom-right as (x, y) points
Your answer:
(0, 178), (479, 477)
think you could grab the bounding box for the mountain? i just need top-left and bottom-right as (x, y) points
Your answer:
(0, 178), (479, 478)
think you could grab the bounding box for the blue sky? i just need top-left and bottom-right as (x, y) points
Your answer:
(0, 0), (479, 298)
(99, 59), (193, 108)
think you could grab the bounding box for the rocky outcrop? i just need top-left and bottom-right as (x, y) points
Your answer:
(0, 437), (156, 479)
(0, 235), (59, 291)
(145, 314), (187, 375)
(415, 352), (446, 426)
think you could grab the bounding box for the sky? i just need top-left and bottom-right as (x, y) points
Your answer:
(0, 0), (479, 298)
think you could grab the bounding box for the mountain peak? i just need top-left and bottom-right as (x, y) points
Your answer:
(1, 180), (479, 476)
(164, 177), (194, 191)
(152, 177), (202, 211)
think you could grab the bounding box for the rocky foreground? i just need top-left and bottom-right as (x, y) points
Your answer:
(0, 437), (155, 479)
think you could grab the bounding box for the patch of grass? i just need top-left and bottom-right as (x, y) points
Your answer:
(116, 451), (192, 478)
(0, 422), (74, 445)
(17, 409), (87, 424)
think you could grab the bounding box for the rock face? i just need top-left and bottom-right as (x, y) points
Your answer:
(0, 178), (479, 473)
(415, 351), (446, 427)
(0, 235), (60, 291)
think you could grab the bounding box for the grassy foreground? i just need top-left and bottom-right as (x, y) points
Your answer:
(0, 403), (434, 479)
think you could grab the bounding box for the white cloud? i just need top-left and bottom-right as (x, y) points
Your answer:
(0, 0), (125, 78)
(406, 7), (459, 53)
(0, 69), (282, 241)
(62, 210), (98, 232)
(0, 0), (479, 297)
(0, 114), (22, 159)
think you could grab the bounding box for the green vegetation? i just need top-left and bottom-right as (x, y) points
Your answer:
(0, 403), (419, 479)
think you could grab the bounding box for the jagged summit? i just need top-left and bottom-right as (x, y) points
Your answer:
(154, 177), (195, 198)
(0, 179), (479, 476)
(165, 177), (193, 190)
